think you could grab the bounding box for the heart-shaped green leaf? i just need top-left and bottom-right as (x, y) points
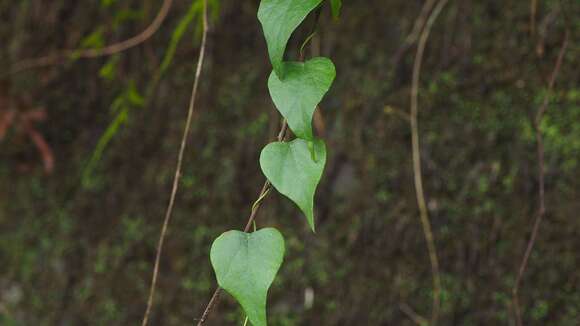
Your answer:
(258, 0), (323, 77)
(260, 138), (326, 231)
(210, 228), (285, 326)
(268, 57), (336, 140)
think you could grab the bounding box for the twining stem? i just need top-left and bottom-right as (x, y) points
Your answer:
(141, 1), (209, 325)
(409, 0), (448, 325)
(511, 29), (569, 326)
(5, 0), (173, 77)
(405, 0), (438, 47)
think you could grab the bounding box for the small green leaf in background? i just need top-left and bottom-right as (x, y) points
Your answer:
(260, 138), (326, 231)
(100, 0), (117, 7)
(258, 0), (323, 78)
(80, 28), (105, 49)
(268, 57), (335, 140)
(210, 228), (285, 326)
(98, 55), (120, 81)
(126, 82), (145, 107)
(329, 0), (342, 19)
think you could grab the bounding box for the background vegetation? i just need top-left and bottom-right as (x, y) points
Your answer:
(0, 0), (579, 325)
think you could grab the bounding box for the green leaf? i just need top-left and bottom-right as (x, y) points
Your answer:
(127, 82), (145, 107)
(258, 0), (323, 77)
(210, 228), (285, 326)
(260, 138), (326, 231)
(330, 0), (342, 19)
(80, 28), (105, 49)
(158, 0), (202, 75)
(268, 57), (335, 140)
(98, 56), (120, 81)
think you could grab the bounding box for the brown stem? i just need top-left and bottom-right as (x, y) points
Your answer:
(400, 302), (429, 326)
(409, 0), (448, 325)
(195, 288), (222, 326)
(140, 1), (209, 325)
(6, 0), (173, 76)
(511, 29), (569, 326)
(391, 0), (438, 65)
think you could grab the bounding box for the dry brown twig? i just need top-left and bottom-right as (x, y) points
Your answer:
(140, 0), (208, 325)
(6, 0), (173, 77)
(391, 0), (437, 65)
(511, 29), (569, 326)
(400, 302), (429, 326)
(407, 0), (449, 325)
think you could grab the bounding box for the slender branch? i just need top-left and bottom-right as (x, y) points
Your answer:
(195, 286), (222, 326)
(405, 0), (439, 46)
(140, 1), (208, 325)
(511, 29), (569, 326)
(391, 0), (437, 65)
(6, 0), (173, 76)
(534, 33), (569, 125)
(409, 0), (448, 325)
(400, 303), (429, 326)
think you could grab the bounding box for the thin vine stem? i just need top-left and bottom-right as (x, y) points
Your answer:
(511, 29), (569, 326)
(5, 0), (174, 77)
(141, 1), (209, 325)
(399, 302), (428, 326)
(392, 0), (437, 66)
(409, 0), (448, 325)
(405, 0), (438, 47)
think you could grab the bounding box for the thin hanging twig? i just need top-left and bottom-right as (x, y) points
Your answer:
(409, 0), (448, 325)
(140, 1), (209, 325)
(511, 29), (569, 326)
(405, 0), (439, 47)
(391, 0), (437, 65)
(6, 0), (174, 76)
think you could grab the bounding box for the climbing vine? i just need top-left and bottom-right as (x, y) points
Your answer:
(205, 1), (340, 325)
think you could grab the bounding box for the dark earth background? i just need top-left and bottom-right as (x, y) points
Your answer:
(1, 0), (579, 325)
